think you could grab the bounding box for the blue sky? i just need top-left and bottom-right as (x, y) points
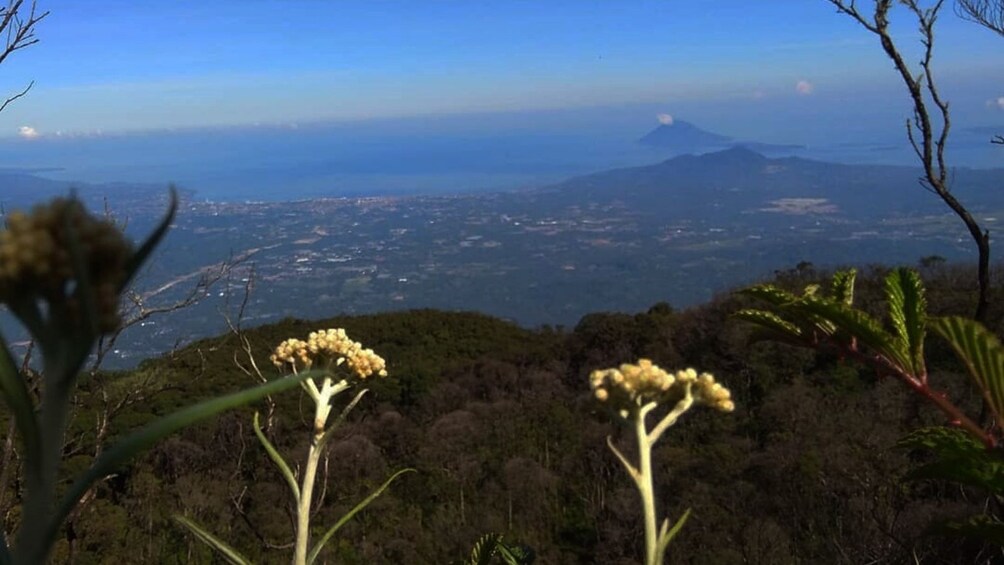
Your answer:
(0, 1), (1003, 139)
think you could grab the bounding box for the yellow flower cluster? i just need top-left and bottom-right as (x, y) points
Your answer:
(270, 328), (388, 379)
(0, 197), (133, 332)
(590, 359), (734, 413)
(270, 338), (313, 370)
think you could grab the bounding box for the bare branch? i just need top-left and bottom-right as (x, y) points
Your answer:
(831, 0), (992, 321)
(0, 79), (30, 114)
(0, 1), (49, 113)
(957, 0), (1004, 36)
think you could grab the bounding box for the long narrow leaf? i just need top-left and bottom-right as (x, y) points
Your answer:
(120, 187), (177, 293)
(253, 412), (299, 501)
(317, 388), (368, 451)
(885, 269), (927, 375)
(931, 316), (1004, 424)
(174, 515), (252, 565)
(655, 508), (691, 562)
(47, 371), (316, 546)
(0, 331), (40, 483)
(307, 468), (414, 565)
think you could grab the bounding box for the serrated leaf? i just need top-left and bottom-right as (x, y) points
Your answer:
(738, 285), (798, 306)
(885, 268), (927, 375)
(931, 316), (1004, 426)
(830, 268), (857, 306)
(940, 515), (1004, 546)
(793, 297), (905, 368)
(174, 515), (252, 565)
(733, 309), (804, 341)
(467, 533), (502, 565)
(898, 427), (1004, 492)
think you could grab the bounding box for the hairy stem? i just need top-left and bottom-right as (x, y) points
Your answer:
(294, 431), (323, 565)
(634, 412), (659, 565)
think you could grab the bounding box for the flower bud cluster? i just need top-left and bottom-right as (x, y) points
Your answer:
(0, 197), (133, 333)
(271, 328), (388, 379)
(270, 338), (313, 370)
(590, 359), (734, 413)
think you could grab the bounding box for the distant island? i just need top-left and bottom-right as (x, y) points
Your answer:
(638, 118), (806, 154)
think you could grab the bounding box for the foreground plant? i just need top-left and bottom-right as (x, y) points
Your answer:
(0, 192), (313, 564)
(736, 267), (1004, 541)
(177, 328), (411, 565)
(736, 267), (1002, 447)
(461, 532), (534, 565)
(590, 360), (734, 565)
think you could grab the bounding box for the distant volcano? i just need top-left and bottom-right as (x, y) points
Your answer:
(637, 120), (733, 150)
(638, 119), (805, 153)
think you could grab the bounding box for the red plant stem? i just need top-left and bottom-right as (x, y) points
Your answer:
(836, 344), (996, 449)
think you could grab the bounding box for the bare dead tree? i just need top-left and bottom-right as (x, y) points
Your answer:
(830, 0), (992, 322)
(957, 0), (1004, 35)
(0, 1), (48, 113)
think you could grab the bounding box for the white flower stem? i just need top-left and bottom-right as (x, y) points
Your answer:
(294, 430), (324, 565)
(293, 377), (349, 565)
(634, 411), (660, 565)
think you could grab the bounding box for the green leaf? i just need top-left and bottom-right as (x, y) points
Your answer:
(793, 297), (903, 367)
(46, 370), (316, 548)
(494, 541), (531, 565)
(829, 268), (857, 306)
(120, 187), (177, 293)
(738, 285), (798, 306)
(466, 533), (503, 565)
(0, 332), (40, 488)
(931, 316), (1004, 425)
(733, 309), (804, 341)
(898, 427), (1004, 492)
(307, 468), (414, 565)
(655, 508), (691, 563)
(940, 514), (1004, 546)
(318, 388), (369, 451)
(174, 515), (252, 565)
(885, 268), (927, 375)
(253, 412), (299, 502)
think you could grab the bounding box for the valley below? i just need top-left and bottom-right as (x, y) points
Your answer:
(16, 146), (998, 367)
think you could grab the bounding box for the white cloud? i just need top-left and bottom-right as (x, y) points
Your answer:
(795, 80), (814, 95)
(997, 97), (1004, 110)
(657, 113), (674, 125)
(17, 126), (39, 139)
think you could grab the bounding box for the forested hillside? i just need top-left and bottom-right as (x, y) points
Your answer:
(32, 263), (1002, 564)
